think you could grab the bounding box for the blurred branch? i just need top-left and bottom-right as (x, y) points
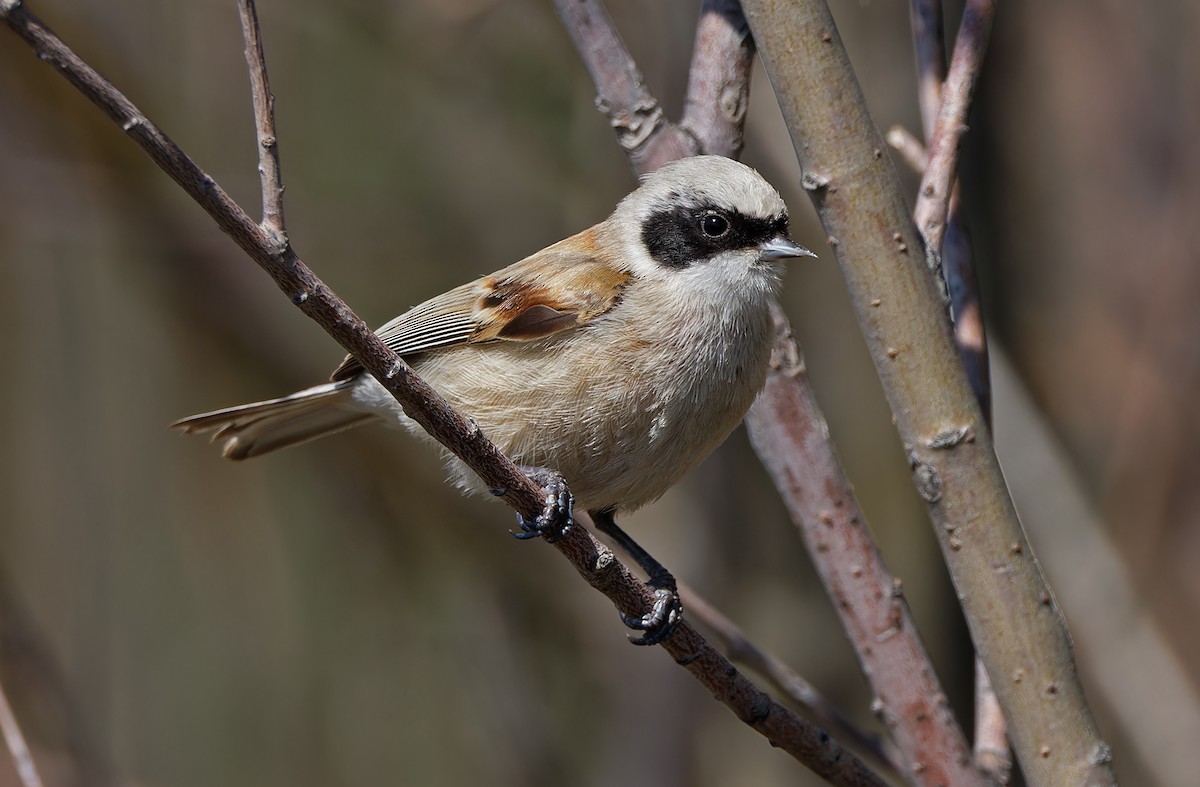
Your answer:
(912, 0), (996, 270)
(0, 2), (887, 783)
(973, 658), (1011, 783)
(554, 0), (755, 172)
(741, 0), (1115, 783)
(0, 677), (43, 787)
(992, 347), (1200, 787)
(906, 0), (1002, 772)
(908, 0), (945, 146)
(679, 585), (905, 779)
(885, 124), (929, 172)
(553, 0), (694, 171)
(558, 1), (985, 783)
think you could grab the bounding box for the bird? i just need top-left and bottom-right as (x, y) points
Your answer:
(173, 155), (814, 643)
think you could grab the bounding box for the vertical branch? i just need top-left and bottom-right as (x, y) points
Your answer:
(0, 679), (44, 787)
(912, 0), (996, 264)
(741, 0), (1115, 782)
(238, 0), (285, 237)
(909, 0), (945, 139)
(907, 0), (1003, 775)
(680, 0), (755, 159)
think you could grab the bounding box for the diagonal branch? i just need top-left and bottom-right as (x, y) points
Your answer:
(747, 303), (986, 787)
(680, 585), (905, 779)
(0, 677), (44, 787)
(0, 3), (885, 783)
(553, 0), (694, 171)
(555, 0), (755, 173)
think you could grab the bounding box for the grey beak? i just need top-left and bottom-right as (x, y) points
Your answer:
(759, 236), (817, 261)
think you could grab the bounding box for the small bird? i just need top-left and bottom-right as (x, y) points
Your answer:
(173, 155), (814, 643)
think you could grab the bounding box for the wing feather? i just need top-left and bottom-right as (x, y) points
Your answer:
(331, 227), (630, 380)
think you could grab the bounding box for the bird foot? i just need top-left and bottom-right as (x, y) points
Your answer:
(621, 573), (682, 646)
(511, 467), (573, 543)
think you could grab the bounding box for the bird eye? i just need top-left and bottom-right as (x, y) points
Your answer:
(700, 212), (730, 238)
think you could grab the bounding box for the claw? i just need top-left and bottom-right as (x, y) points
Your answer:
(511, 467), (573, 543)
(621, 582), (683, 646)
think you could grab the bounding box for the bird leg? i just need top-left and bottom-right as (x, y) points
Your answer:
(590, 507), (682, 646)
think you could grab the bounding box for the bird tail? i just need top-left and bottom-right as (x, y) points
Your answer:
(171, 380), (375, 460)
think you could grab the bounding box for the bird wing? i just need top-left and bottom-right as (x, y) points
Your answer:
(331, 227), (631, 380)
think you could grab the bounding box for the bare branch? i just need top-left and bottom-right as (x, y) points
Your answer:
(0, 4), (887, 783)
(680, 0), (755, 159)
(552, 0), (694, 172)
(237, 0), (285, 237)
(905, 1), (1002, 770)
(741, 0), (1115, 782)
(973, 658), (1013, 783)
(886, 124), (929, 172)
(655, 623), (887, 786)
(0, 678), (43, 787)
(680, 585), (905, 779)
(912, 0), (996, 265)
(746, 303), (984, 787)
(908, 0), (946, 142)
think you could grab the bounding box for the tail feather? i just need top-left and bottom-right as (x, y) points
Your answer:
(171, 380), (374, 460)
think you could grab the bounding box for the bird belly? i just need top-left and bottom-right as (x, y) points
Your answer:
(350, 310), (772, 513)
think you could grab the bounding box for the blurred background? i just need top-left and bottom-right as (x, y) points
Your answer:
(0, 0), (1196, 785)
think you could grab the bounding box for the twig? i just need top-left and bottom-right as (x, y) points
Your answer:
(0, 678), (44, 787)
(908, 0), (945, 146)
(237, 0), (285, 237)
(679, 585), (905, 778)
(741, 0), (1115, 783)
(973, 658), (1012, 782)
(885, 124), (929, 172)
(746, 303), (984, 787)
(560, 2), (987, 782)
(905, 0), (1004, 772)
(0, 3), (886, 783)
(911, 0), (996, 268)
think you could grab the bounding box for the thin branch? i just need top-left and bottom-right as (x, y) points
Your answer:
(237, 0), (285, 237)
(741, 0), (1115, 783)
(679, 585), (905, 779)
(0, 678), (43, 787)
(552, 0), (694, 171)
(906, 0), (1004, 770)
(912, 0), (996, 266)
(0, 4), (887, 783)
(973, 658), (1013, 783)
(885, 124), (929, 172)
(908, 0), (945, 145)
(746, 303), (985, 787)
